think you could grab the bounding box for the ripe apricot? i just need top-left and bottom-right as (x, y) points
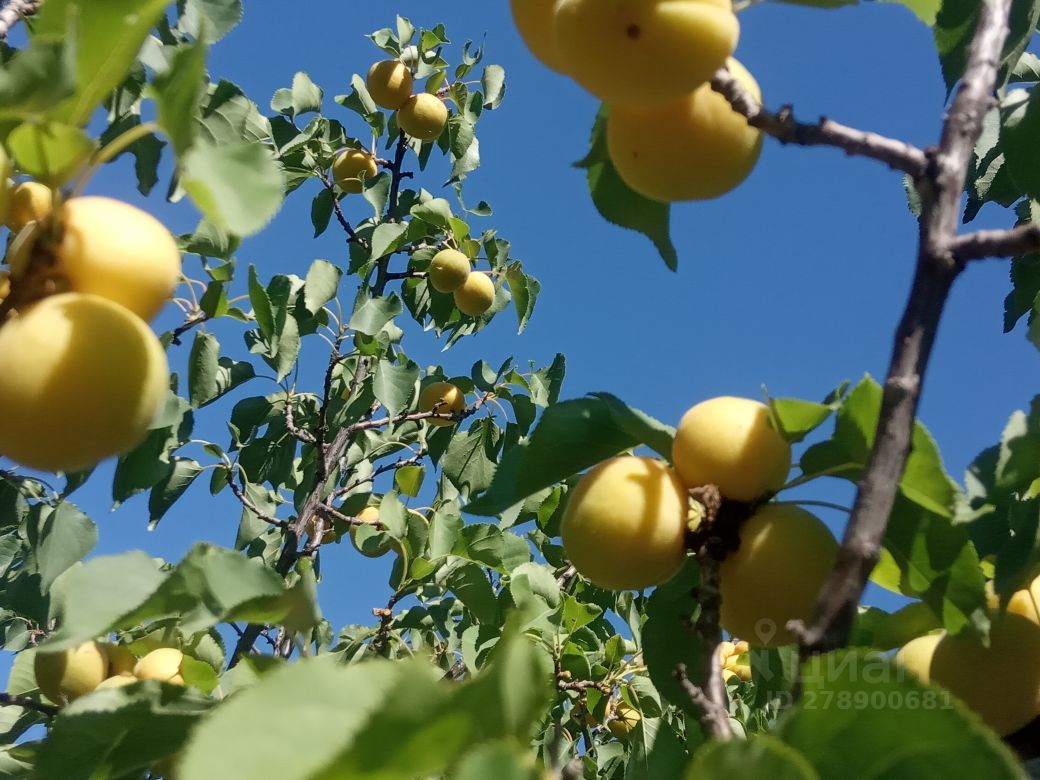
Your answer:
(367, 60), (414, 110)
(134, 648), (186, 685)
(986, 576), (1040, 624)
(553, 0), (738, 105)
(348, 505), (398, 558)
(332, 149), (378, 194)
(5, 181), (52, 231)
(607, 703), (641, 739)
(510, 0), (567, 73)
(428, 249), (471, 293)
(0, 293), (169, 472)
(398, 93), (449, 141)
(453, 272), (495, 316)
(899, 616), (1040, 736)
(672, 396), (790, 502)
(34, 641), (109, 703)
(418, 381), (466, 427)
(55, 197), (181, 322)
(607, 59), (763, 202)
(561, 456), (688, 590)
(106, 643), (138, 676)
(719, 504), (838, 646)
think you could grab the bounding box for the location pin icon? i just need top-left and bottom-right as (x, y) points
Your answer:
(755, 618), (777, 646)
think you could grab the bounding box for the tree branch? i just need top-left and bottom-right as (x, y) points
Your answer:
(0, 691), (58, 717)
(316, 171), (365, 247)
(0, 0), (41, 41)
(711, 68), (929, 178)
(371, 591), (400, 657)
(373, 131), (410, 297)
(227, 472), (289, 529)
(951, 222), (1040, 262)
(797, 0), (1013, 657)
(674, 663), (732, 741)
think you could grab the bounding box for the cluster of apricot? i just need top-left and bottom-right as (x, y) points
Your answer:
(511, 0), (762, 202)
(330, 58), (449, 194)
(332, 60), (496, 317)
(561, 396), (837, 648)
(0, 165), (177, 473)
(34, 640), (191, 704)
(895, 577), (1040, 736)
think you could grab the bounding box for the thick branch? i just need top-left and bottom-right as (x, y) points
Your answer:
(0, 0), (41, 40)
(951, 222), (1040, 262)
(674, 663), (731, 741)
(711, 69), (929, 178)
(797, 0), (1013, 656)
(373, 131), (410, 297)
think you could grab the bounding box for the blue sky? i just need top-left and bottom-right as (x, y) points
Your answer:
(9, 2), (1039, 644)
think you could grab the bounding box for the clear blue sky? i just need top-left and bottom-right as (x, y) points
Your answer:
(13, 2), (1040, 641)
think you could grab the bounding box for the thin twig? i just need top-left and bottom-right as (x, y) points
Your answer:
(227, 472), (288, 529)
(284, 393), (317, 445)
(0, 0), (41, 41)
(711, 68), (929, 178)
(316, 171), (365, 247)
(951, 222), (1040, 262)
(674, 663), (732, 741)
(0, 692), (59, 718)
(373, 131), (410, 297)
(169, 312), (209, 346)
(796, 0), (1014, 657)
(371, 592), (400, 657)
(334, 449), (427, 497)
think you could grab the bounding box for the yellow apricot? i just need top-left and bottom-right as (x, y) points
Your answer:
(0, 271), (9, 304)
(719, 504), (838, 646)
(34, 641), (109, 703)
(56, 197), (181, 322)
(607, 703), (641, 739)
(5, 182), (52, 231)
(96, 674), (138, 690)
(332, 149), (378, 194)
(134, 648), (186, 685)
(106, 643), (138, 676)
(0, 293), (168, 472)
(418, 381), (466, 427)
(367, 60), (414, 110)
(926, 616), (1040, 736)
(453, 272), (496, 316)
(510, 0), (567, 73)
(348, 505), (393, 557)
(986, 576), (1040, 624)
(428, 249), (471, 293)
(607, 58), (762, 202)
(561, 456), (688, 590)
(894, 632), (942, 685)
(553, 0), (738, 105)
(672, 396), (791, 502)
(398, 93), (449, 141)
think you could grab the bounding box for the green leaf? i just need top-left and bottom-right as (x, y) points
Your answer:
(780, 649), (1026, 779)
(348, 294), (403, 336)
(188, 331), (255, 408)
(0, 40), (76, 120)
(373, 358), (419, 417)
(35, 682), (211, 780)
(34, 0), (171, 125)
(1004, 88), (1040, 201)
(442, 562), (500, 624)
(642, 560), (704, 718)
(505, 262), (540, 334)
(443, 419), (500, 499)
(577, 107), (678, 271)
(178, 0), (244, 43)
(467, 395), (671, 516)
(30, 502), (97, 593)
(149, 40), (207, 155)
(119, 543), (315, 635)
(686, 735), (818, 780)
(290, 71), (323, 116)
(181, 141), (285, 236)
(395, 465), (425, 497)
(148, 458), (203, 526)
(6, 121), (95, 183)
(371, 222), (410, 258)
(43, 552), (167, 652)
(411, 198), (453, 228)
(303, 259), (341, 315)
(451, 741), (540, 780)
(771, 398), (836, 444)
